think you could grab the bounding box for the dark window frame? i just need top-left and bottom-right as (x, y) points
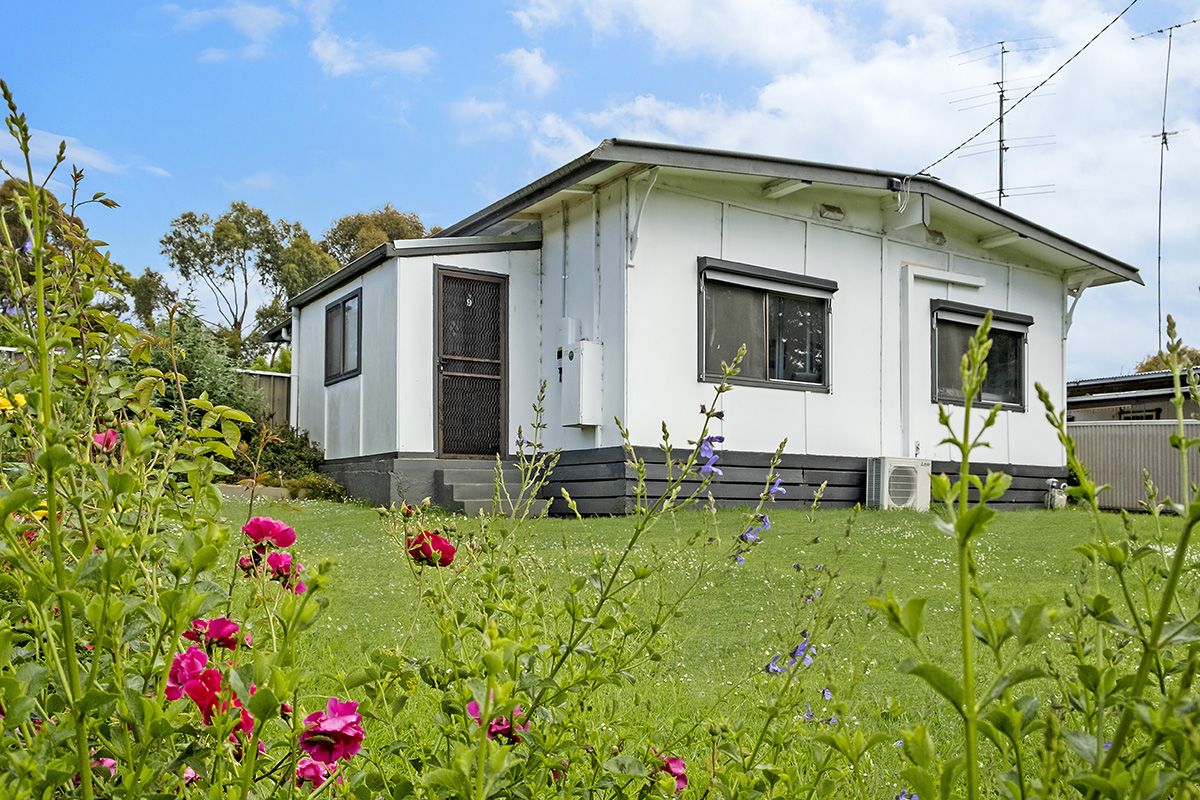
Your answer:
(324, 288), (363, 385)
(697, 257), (837, 393)
(930, 299), (1031, 412)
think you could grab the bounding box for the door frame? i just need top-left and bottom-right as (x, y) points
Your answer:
(434, 265), (509, 459)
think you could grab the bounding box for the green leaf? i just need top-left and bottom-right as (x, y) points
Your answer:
(247, 685), (279, 722)
(0, 488), (37, 525)
(221, 407), (253, 424)
(602, 754), (648, 777)
(221, 419), (241, 449)
(36, 444), (76, 472)
(1063, 731), (1101, 764)
(1070, 774), (1121, 800)
(981, 664), (1045, 709)
(901, 660), (965, 716)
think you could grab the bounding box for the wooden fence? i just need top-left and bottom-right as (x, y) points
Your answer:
(237, 369), (291, 427)
(1067, 420), (1200, 510)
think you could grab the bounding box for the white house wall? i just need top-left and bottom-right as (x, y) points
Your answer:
(620, 173), (1068, 467)
(537, 192), (627, 450)
(293, 260), (399, 460)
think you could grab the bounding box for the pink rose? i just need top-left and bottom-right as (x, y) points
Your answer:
(183, 668), (223, 724)
(655, 750), (687, 795)
(242, 517), (296, 548)
(467, 699), (529, 744)
(91, 757), (117, 778)
(295, 757), (330, 788)
(182, 766), (200, 785)
(91, 428), (119, 453)
(266, 550), (292, 577)
(182, 617), (240, 650)
(406, 530), (456, 567)
(299, 697), (365, 765)
(166, 646), (207, 701)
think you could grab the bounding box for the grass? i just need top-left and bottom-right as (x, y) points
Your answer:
(221, 497), (1181, 755)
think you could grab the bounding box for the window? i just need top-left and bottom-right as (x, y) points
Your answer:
(931, 299), (1031, 410)
(325, 289), (361, 384)
(699, 257), (836, 390)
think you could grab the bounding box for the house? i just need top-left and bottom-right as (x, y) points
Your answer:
(1067, 368), (1200, 421)
(286, 139), (1141, 512)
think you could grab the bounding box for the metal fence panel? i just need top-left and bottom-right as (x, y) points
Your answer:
(1067, 421), (1200, 510)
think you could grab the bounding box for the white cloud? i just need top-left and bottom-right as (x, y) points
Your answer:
(511, 0), (565, 32)
(292, 0), (434, 76)
(309, 31), (434, 76)
(506, 0), (1200, 377)
(0, 128), (125, 175)
(142, 165), (172, 178)
(372, 44), (436, 73)
(222, 170), (276, 191)
(452, 98), (517, 140)
(309, 30), (361, 76)
(500, 47), (559, 95)
(529, 113), (595, 165)
(509, 0), (839, 71)
(165, 2), (290, 60)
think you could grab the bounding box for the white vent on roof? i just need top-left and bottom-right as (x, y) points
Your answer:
(866, 457), (932, 511)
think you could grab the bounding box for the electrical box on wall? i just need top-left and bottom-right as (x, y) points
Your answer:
(561, 340), (602, 427)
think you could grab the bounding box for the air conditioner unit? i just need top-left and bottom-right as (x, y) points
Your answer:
(866, 457), (932, 511)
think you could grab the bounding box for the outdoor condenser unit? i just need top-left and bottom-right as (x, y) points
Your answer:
(866, 457), (932, 511)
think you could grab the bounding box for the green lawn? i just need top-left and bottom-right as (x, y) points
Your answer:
(220, 498), (1180, 753)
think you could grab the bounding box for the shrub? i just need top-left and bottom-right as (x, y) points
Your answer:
(146, 308), (265, 420)
(249, 423), (325, 483)
(283, 472), (347, 501)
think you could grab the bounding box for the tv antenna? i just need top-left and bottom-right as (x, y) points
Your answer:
(949, 38), (1056, 206)
(1132, 17), (1199, 353)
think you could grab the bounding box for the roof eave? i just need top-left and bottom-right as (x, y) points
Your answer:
(437, 137), (1142, 287)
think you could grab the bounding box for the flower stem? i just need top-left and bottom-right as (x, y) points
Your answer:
(27, 175), (94, 800)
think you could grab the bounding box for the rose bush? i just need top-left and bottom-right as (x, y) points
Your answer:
(0, 83), (361, 798)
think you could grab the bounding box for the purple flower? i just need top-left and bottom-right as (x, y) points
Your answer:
(735, 553), (745, 565)
(822, 687), (832, 701)
(700, 455), (722, 476)
(789, 636), (813, 667)
(897, 792), (919, 800)
(19, 237), (32, 255)
(803, 704), (814, 720)
(764, 653), (785, 674)
(741, 514), (770, 542)
(698, 435), (724, 459)
(769, 478), (786, 496)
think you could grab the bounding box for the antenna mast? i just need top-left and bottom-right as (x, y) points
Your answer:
(948, 38), (1056, 205)
(1133, 17), (1198, 353)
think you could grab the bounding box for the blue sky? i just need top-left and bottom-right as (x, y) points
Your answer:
(3, 0), (1199, 378)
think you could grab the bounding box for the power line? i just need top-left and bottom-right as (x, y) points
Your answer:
(909, 0), (1141, 181)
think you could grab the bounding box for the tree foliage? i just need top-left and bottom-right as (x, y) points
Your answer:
(159, 202), (277, 349)
(320, 203), (428, 265)
(127, 266), (177, 328)
(159, 203), (337, 356)
(1135, 344), (1200, 373)
(274, 225), (338, 299)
